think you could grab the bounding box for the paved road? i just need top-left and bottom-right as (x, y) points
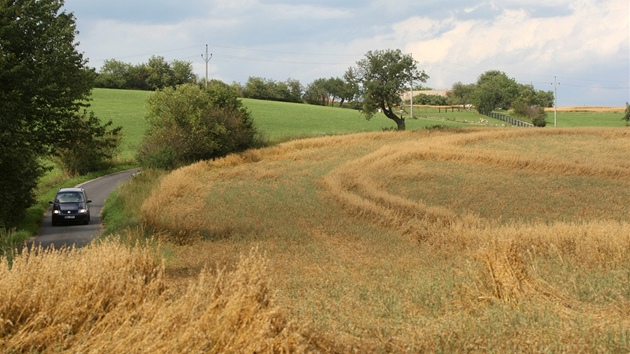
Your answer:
(32, 168), (140, 249)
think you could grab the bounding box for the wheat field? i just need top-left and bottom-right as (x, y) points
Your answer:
(2, 128), (629, 352)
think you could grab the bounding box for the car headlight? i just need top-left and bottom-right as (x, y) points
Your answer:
(53, 210), (60, 215)
(78, 209), (87, 214)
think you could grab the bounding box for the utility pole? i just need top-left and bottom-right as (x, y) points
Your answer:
(410, 78), (413, 119)
(201, 44), (212, 88)
(552, 76), (560, 127)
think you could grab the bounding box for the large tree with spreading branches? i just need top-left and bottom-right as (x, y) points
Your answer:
(346, 49), (429, 130)
(0, 0), (119, 228)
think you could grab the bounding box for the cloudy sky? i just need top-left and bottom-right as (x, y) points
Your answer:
(63, 0), (629, 106)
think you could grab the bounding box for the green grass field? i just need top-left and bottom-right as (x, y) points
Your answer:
(89, 89), (151, 162)
(88, 88), (504, 157)
(241, 99), (485, 140)
(88, 89), (627, 159)
(548, 111), (628, 127)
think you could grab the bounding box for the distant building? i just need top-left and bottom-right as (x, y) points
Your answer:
(401, 89), (451, 102)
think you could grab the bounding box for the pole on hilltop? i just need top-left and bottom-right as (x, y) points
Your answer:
(552, 76), (560, 127)
(201, 44), (212, 88)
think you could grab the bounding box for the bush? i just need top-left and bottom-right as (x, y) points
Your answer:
(138, 82), (263, 169)
(532, 114), (547, 127)
(513, 101), (547, 127)
(411, 93), (448, 106)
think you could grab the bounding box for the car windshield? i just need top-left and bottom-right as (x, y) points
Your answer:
(56, 192), (83, 203)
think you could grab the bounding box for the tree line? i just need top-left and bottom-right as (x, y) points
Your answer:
(95, 55), (554, 126)
(95, 56), (197, 90)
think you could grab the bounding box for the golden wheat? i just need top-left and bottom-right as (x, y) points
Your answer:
(134, 128), (630, 351)
(0, 241), (324, 353)
(11, 128), (626, 352)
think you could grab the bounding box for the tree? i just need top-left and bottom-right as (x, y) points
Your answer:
(285, 78), (304, 103)
(447, 82), (475, 107)
(303, 78), (329, 106)
(171, 59), (197, 86)
(346, 49), (428, 130)
(413, 93), (447, 106)
(137, 82), (261, 169)
(0, 0), (99, 228)
(624, 103), (630, 126)
(471, 70), (519, 112)
(146, 55), (174, 90)
(53, 110), (123, 176)
(95, 59), (130, 89)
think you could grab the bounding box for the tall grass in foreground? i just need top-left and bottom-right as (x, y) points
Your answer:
(0, 239), (326, 353)
(137, 128), (629, 352)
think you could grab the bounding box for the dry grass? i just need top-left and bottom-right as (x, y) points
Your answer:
(4, 128), (629, 352)
(0, 239), (325, 353)
(136, 127), (630, 351)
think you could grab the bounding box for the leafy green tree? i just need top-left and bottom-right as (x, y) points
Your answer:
(243, 76), (272, 100)
(0, 0), (99, 228)
(285, 78), (304, 103)
(447, 82), (475, 107)
(346, 49), (428, 130)
(137, 82), (261, 169)
(95, 59), (130, 88)
(412, 93), (447, 106)
(146, 55), (174, 90)
(623, 102), (630, 126)
(471, 70), (520, 112)
(96, 57), (195, 90)
(512, 84), (551, 126)
(125, 63), (151, 90)
(53, 110), (122, 176)
(171, 60), (197, 86)
(323, 77), (358, 107)
(303, 78), (329, 105)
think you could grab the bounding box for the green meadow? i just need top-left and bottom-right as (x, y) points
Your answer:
(88, 88), (627, 159)
(88, 88), (504, 157)
(546, 110), (628, 127)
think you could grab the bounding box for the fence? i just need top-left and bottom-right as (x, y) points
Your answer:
(480, 111), (534, 127)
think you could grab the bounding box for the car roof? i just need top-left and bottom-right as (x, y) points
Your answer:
(57, 187), (85, 193)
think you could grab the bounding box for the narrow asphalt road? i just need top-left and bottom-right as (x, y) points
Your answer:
(32, 168), (140, 250)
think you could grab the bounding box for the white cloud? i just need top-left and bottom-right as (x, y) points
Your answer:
(400, 0), (628, 92)
(65, 0), (628, 105)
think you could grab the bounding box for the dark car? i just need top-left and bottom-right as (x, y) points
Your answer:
(50, 187), (92, 226)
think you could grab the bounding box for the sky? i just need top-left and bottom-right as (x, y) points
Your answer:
(63, 0), (629, 106)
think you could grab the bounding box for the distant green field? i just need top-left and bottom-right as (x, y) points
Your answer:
(241, 99), (482, 140)
(546, 111), (628, 127)
(88, 88), (492, 158)
(88, 88), (627, 161)
(89, 89), (151, 161)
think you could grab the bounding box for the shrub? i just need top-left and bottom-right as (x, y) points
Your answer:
(513, 101), (547, 127)
(531, 114), (547, 127)
(137, 82), (263, 169)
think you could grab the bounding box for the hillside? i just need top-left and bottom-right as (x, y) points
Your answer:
(136, 128), (628, 351)
(4, 125), (629, 352)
